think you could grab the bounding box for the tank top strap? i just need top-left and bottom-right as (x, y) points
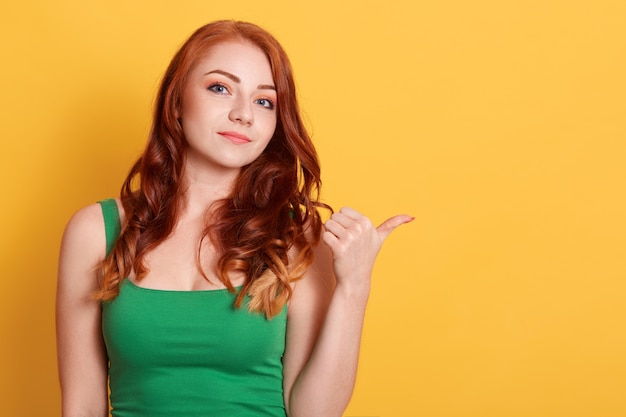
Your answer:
(98, 198), (121, 257)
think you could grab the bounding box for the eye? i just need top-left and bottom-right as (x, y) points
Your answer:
(207, 83), (230, 95)
(255, 98), (275, 110)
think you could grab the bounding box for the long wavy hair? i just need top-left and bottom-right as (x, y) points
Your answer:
(97, 20), (327, 318)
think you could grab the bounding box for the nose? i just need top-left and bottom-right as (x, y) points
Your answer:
(229, 97), (253, 126)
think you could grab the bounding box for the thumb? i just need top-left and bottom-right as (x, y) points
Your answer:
(377, 214), (414, 240)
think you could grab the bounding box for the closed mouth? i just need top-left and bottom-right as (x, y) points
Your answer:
(218, 131), (251, 144)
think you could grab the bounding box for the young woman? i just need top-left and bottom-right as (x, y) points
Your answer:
(56, 20), (412, 417)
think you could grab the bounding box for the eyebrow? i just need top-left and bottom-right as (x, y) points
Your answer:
(205, 69), (276, 91)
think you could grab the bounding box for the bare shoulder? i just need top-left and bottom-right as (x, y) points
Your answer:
(304, 238), (335, 287)
(61, 203), (106, 259)
(286, 237), (336, 315)
(64, 203), (106, 233)
(298, 216), (336, 286)
(58, 202), (110, 292)
(61, 199), (124, 258)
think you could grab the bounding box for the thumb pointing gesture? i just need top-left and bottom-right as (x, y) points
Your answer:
(323, 208), (413, 286)
(377, 214), (415, 241)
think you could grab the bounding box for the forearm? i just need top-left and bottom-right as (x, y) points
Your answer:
(287, 281), (370, 417)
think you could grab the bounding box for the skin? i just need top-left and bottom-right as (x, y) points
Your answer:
(56, 41), (412, 417)
(179, 41), (278, 193)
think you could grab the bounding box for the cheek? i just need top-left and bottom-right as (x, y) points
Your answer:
(253, 111), (277, 141)
(264, 114), (278, 139)
(179, 89), (211, 124)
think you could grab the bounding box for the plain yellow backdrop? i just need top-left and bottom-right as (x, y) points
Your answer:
(1, 1), (625, 416)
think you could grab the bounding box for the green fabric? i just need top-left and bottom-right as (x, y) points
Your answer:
(98, 198), (121, 256)
(98, 200), (288, 417)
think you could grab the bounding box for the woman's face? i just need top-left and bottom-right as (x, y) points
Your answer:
(179, 41), (278, 178)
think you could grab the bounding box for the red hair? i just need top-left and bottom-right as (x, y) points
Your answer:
(97, 20), (327, 317)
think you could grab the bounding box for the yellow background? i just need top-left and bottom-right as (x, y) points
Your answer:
(1, 1), (624, 416)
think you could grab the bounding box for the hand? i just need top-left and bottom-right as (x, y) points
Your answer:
(322, 207), (413, 292)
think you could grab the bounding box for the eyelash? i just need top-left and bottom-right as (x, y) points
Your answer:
(207, 83), (230, 95)
(207, 82), (275, 110)
(255, 98), (275, 110)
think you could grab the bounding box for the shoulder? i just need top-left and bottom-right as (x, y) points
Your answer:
(62, 199), (124, 249)
(289, 233), (336, 310)
(57, 203), (110, 300)
(62, 203), (105, 247)
(287, 213), (333, 286)
(59, 199), (123, 274)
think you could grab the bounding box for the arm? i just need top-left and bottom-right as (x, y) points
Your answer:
(56, 204), (110, 417)
(283, 207), (413, 417)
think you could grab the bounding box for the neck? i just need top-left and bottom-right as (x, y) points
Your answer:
(179, 162), (240, 218)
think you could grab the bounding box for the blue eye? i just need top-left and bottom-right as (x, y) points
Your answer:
(256, 98), (275, 110)
(208, 83), (229, 94)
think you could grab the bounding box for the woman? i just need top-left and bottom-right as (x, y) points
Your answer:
(56, 20), (412, 417)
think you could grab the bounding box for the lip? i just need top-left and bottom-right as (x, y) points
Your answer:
(217, 131), (251, 144)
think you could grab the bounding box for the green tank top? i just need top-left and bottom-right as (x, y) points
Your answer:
(98, 199), (288, 417)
